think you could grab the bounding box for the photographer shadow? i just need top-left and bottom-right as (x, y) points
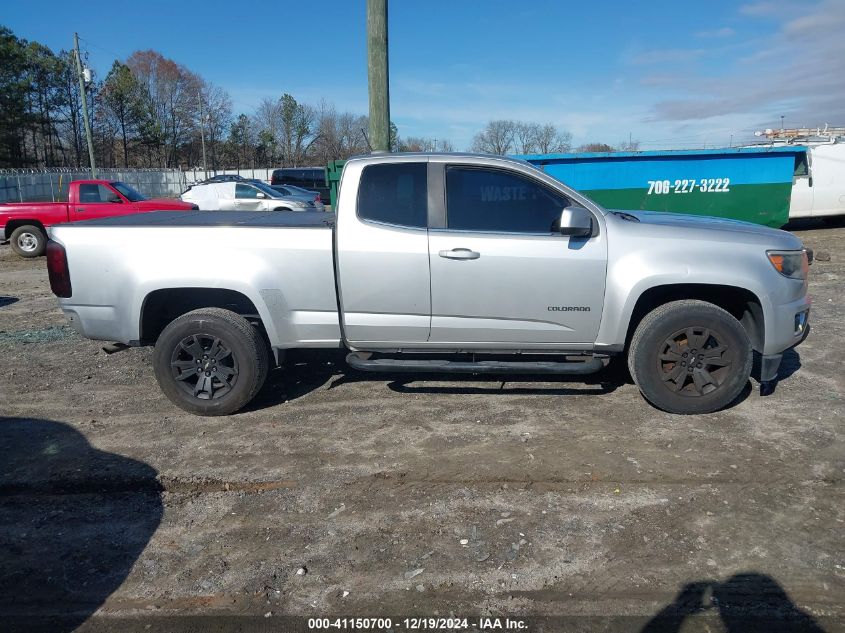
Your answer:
(0, 416), (163, 632)
(642, 573), (826, 633)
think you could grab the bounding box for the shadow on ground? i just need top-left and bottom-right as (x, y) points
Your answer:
(641, 572), (827, 633)
(0, 295), (19, 308)
(751, 348), (802, 382)
(245, 350), (633, 409)
(244, 350), (792, 410)
(0, 416), (163, 633)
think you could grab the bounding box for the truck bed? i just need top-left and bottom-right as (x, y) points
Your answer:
(50, 209), (340, 348)
(66, 210), (335, 229)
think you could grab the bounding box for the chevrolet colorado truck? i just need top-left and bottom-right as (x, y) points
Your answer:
(46, 153), (811, 416)
(0, 179), (196, 258)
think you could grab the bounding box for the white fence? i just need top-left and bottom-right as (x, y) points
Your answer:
(0, 169), (188, 203)
(0, 167), (325, 203)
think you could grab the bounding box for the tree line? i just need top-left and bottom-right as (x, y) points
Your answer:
(470, 120), (639, 155)
(1, 25), (633, 171)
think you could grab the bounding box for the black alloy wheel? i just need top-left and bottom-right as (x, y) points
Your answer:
(152, 308), (269, 416)
(657, 326), (734, 397)
(628, 300), (752, 414)
(170, 334), (239, 400)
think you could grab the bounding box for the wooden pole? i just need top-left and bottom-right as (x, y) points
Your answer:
(73, 33), (97, 178)
(367, 0), (390, 152)
(198, 92), (208, 172)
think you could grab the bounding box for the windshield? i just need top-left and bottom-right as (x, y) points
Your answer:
(252, 181), (285, 198)
(111, 182), (146, 202)
(282, 185), (312, 195)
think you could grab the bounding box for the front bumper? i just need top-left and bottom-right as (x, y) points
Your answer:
(760, 298), (810, 385)
(764, 294), (811, 356)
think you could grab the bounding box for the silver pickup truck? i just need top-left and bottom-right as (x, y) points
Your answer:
(46, 153), (811, 416)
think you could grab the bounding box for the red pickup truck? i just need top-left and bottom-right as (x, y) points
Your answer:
(0, 180), (197, 257)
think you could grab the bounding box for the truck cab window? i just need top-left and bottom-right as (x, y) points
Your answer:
(78, 184), (120, 203)
(357, 163), (427, 228)
(445, 166), (570, 233)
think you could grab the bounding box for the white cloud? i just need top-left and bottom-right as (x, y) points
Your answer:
(695, 27), (736, 38)
(739, 2), (780, 16)
(628, 48), (707, 65)
(644, 0), (845, 131)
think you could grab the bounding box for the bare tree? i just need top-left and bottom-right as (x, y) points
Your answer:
(617, 138), (640, 151)
(200, 82), (231, 171)
(534, 124), (572, 154)
(514, 122), (540, 154)
(577, 142), (615, 153)
(512, 122), (572, 154)
(253, 96), (281, 164)
(127, 50), (203, 167)
(398, 136), (440, 152)
(472, 120), (570, 155)
(310, 104), (370, 163)
(470, 120), (517, 155)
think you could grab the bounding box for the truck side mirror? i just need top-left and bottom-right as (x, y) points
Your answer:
(108, 195), (123, 203)
(256, 192), (266, 199)
(558, 206), (592, 237)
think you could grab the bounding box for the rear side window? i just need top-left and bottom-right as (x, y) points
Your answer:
(445, 166), (570, 233)
(358, 163), (427, 228)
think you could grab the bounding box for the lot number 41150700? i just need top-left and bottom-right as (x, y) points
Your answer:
(647, 178), (731, 194)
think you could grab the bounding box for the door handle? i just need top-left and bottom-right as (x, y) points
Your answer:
(76, 207), (85, 212)
(439, 248), (480, 260)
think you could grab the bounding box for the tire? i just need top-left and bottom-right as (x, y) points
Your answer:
(10, 225), (46, 257)
(152, 308), (270, 416)
(627, 300), (752, 415)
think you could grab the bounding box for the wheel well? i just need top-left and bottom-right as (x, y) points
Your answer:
(272, 207), (292, 212)
(625, 284), (764, 352)
(140, 288), (261, 345)
(5, 219), (46, 235)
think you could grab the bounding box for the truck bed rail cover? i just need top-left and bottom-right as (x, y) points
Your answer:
(62, 210), (335, 228)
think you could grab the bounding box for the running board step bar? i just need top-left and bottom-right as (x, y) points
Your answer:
(345, 354), (604, 375)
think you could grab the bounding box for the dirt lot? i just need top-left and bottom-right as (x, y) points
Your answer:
(0, 221), (843, 632)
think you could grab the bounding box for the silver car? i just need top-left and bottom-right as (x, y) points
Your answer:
(270, 184), (326, 211)
(181, 181), (317, 212)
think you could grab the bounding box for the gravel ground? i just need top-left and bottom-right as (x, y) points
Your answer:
(0, 220), (843, 632)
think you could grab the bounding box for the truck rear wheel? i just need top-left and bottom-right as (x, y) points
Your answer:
(627, 300), (752, 415)
(10, 225), (46, 257)
(152, 308), (269, 416)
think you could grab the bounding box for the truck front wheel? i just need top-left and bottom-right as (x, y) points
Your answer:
(628, 300), (752, 414)
(10, 225), (46, 257)
(152, 308), (269, 416)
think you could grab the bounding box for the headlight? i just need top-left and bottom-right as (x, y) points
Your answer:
(767, 250), (809, 280)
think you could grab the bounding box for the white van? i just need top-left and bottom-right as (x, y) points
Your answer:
(789, 143), (845, 220)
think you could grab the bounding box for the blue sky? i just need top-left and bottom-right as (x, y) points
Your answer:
(5, 0), (844, 150)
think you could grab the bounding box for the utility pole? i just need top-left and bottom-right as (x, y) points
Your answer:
(73, 33), (97, 178)
(198, 92), (208, 173)
(367, 0), (390, 152)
